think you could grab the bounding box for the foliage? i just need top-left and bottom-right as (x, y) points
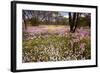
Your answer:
(30, 17), (39, 26)
(79, 17), (91, 27)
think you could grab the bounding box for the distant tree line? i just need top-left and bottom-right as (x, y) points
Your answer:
(23, 10), (68, 28)
(22, 10), (91, 32)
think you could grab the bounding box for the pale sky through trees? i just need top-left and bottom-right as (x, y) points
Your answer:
(23, 10), (69, 19)
(23, 10), (89, 20)
(59, 12), (69, 18)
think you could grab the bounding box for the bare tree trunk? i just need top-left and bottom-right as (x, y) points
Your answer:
(23, 11), (27, 30)
(72, 13), (76, 32)
(69, 12), (80, 33)
(73, 13), (79, 32)
(24, 19), (27, 30)
(69, 12), (73, 32)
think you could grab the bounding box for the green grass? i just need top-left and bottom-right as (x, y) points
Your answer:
(22, 35), (91, 63)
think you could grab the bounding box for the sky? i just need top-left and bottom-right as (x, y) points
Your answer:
(59, 12), (69, 18)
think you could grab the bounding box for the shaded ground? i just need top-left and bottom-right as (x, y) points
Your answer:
(22, 25), (91, 63)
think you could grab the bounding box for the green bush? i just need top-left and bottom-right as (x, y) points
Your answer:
(30, 17), (39, 26)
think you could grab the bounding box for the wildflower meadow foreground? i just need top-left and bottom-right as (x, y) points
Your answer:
(22, 25), (91, 63)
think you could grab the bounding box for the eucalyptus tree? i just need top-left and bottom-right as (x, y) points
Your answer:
(69, 12), (80, 32)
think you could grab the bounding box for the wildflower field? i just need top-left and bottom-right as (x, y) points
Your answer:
(22, 25), (91, 63)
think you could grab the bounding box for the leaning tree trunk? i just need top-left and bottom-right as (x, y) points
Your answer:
(22, 11), (27, 30)
(23, 19), (27, 30)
